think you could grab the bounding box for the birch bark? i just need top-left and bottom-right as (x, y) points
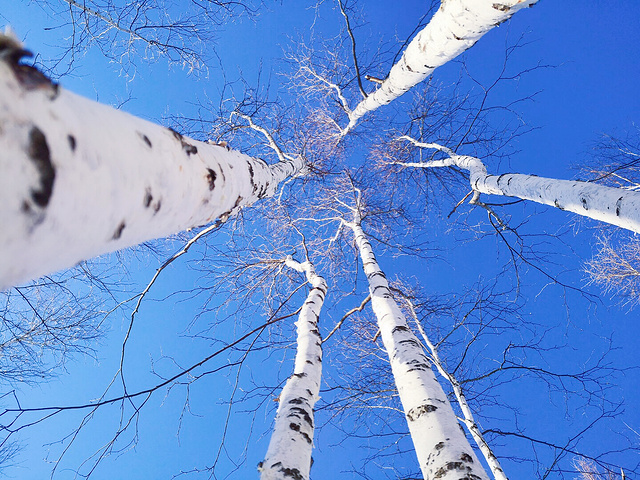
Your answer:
(396, 142), (640, 234)
(259, 258), (327, 480)
(0, 39), (304, 290)
(346, 219), (489, 480)
(408, 301), (508, 480)
(342, 0), (538, 135)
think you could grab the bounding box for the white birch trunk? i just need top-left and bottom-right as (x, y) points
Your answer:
(343, 0), (538, 134)
(0, 43), (304, 290)
(348, 221), (489, 480)
(259, 258), (327, 480)
(399, 151), (640, 234)
(410, 304), (508, 480)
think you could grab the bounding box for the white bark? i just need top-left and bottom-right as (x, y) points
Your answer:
(347, 220), (489, 480)
(396, 140), (640, 234)
(259, 258), (327, 480)
(0, 41), (304, 290)
(408, 302), (508, 480)
(343, 0), (538, 134)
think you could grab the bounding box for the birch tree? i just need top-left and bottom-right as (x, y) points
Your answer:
(403, 297), (508, 480)
(260, 256), (327, 480)
(0, 32), (304, 290)
(340, 0), (539, 135)
(339, 194), (490, 480)
(394, 136), (640, 233)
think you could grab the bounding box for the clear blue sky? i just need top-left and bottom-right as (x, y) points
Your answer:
(1, 1), (639, 479)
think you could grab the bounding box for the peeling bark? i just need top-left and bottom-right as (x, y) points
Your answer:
(0, 35), (304, 290)
(347, 220), (489, 480)
(343, 0), (538, 134)
(259, 258), (327, 480)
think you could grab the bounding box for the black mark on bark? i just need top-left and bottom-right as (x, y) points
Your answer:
(407, 404), (437, 421)
(433, 460), (478, 479)
(206, 168), (217, 191)
(289, 407), (313, 427)
(616, 196), (623, 216)
(392, 325), (409, 333)
(1, 42), (59, 97)
(248, 163), (256, 193)
(28, 126), (55, 208)
(144, 188), (153, 208)
(168, 127), (198, 156)
(67, 134), (76, 152)
(112, 221), (126, 240)
(492, 3), (510, 12)
(279, 467), (303, 479)
(140, 133), (152, 148)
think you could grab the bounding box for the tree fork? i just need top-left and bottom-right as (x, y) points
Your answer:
(0, 33), (304, 290)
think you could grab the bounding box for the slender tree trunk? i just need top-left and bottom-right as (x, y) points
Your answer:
(259, 258), (327, 480)
(0, 37), (304, 290)
(396, 148), (640, 233)
(343, 0), (538, 134)
(347, 220), (489, 480)
(408, 301), (508, 480)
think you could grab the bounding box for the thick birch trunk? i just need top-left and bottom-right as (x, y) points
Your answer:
(343, 0), (537, 134)
(259, 258), (327, 480)
(349, 221), (489, 480)
(0, 42), (303, 290)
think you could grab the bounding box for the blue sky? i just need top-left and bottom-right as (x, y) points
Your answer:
(1, 1), (640, 479)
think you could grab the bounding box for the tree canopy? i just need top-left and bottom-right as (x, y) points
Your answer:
(1, 1), (639, 479)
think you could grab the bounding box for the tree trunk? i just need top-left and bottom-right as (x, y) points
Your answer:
(343, 0), (538, 134)
(409, 302), (508, 480)
(259, 258), (327, 480)
(398, 149), (640, 233)
(0, 38), (304, 290)
(471, 168), (640, 234)
(348, 220), (489, 480)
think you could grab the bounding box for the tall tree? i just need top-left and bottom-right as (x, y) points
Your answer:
(340, 192), (489, 480)
(0, 32), (303, 290)
(392, 136), (640, 233)
(341, 0), (539, 135)
(260, 256), (326, 480)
